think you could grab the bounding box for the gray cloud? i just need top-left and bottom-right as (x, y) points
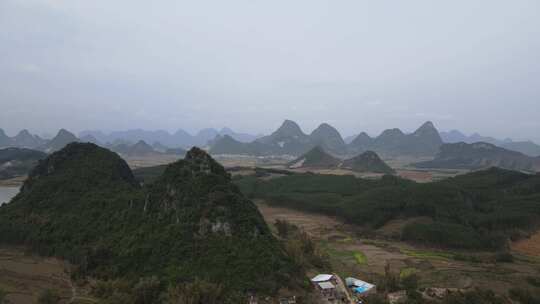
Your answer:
(0, 0), (539, 141)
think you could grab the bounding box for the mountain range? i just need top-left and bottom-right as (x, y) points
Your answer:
(210, 120), (443, 157)
(0, 128), (47, 149)
(415, 142), (540, 172)
(79, 127), (261, 148)
(3, 122), (540, 160)
(288, 146), (394, 174)
(440, 130), (540, 157)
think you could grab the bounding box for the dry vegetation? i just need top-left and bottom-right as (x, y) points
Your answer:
(0, 247), (73, 303)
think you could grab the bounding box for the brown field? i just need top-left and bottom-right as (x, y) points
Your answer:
(0, 247), (72, 304)
(0, 247), (96, 304)
(256, 202), (540, 295)
(123, 154), (183, 169)
(512, 231), (540, 257)
(397, 170), (433, 182)
(0, 177), (26, 187)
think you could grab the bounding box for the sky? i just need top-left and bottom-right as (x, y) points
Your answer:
(1, 0), (539, 141)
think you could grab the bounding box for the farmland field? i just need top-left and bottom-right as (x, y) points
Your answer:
(256, 202), (540, 296)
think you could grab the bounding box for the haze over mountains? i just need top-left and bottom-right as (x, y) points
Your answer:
(210, 120), (445, 157)
(2, 120), (540, 162)
(415, 142), (540, 173)
(440, 130), (540, 157)
(80, 127), (261, 148)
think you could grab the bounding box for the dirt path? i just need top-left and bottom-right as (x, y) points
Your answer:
(333, 273), (354, 304)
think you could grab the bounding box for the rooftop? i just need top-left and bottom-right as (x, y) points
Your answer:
(318, 282), (335, 290)
(311, 274), (334, 282)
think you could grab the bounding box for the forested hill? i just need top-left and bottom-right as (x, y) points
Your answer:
(0, 143), (303, 302)
(235, 168), (540, 250)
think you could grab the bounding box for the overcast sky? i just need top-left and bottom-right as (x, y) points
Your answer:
(1, 0), (539, 140)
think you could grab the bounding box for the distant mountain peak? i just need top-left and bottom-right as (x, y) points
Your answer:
(288, 146), (340, 169)
(413, 121), (438, 135)
(275, 119), (305, 136)
(17, 129), (32, 136)
(380, 128), (405, 137)
(342, 150), (395, 174)
(310, 123), (346, 154)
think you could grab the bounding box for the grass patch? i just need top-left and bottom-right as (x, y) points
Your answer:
(401, 248), (454, 260)
(354, 252), (367, 265)
(319, 241), (368, 266)
(400, 267), (418, 279)
(337, 236), (354, 244)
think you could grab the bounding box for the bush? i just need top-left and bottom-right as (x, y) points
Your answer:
(509, 288), (540, 304)
(37, 289), (61, 304)
(133, 276), (161, 304)
(442, 289), (505, 304)
(0, 288), (7, 304)
(495, 252), (514, 263)
(165, 279), (225, 304)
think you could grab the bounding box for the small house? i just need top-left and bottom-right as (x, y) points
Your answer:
(311, 274), (337, 285)
(345, 277), (376, 296)
(317, 281), (337, 298)
(311, 274), (338, 298)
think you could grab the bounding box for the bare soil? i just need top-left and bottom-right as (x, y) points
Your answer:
(0, 247), (72, 304)
(512, 231), (540, 257)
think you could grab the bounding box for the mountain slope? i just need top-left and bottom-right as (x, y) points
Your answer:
(309, 123), (346, 154)
(0, 144), (301, 300)
(0, 129), (12, 147)
(501, 141), (540, 157)
(288, 146), (340, 169)
(209, 135), (279, 156)
(341, 151), (394, 174)
(256, 120), (312, 155)
(348, 121), (443, 156)
(11, 130), (45, 148)
(40, 129), (79, 153)
(415, 142), (540, 172)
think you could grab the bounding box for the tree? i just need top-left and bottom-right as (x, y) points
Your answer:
(37, 289), (61, 304)
(133, 276), (161, 304)
(0, 288), (7, 304)
(165, 279), (224, 304)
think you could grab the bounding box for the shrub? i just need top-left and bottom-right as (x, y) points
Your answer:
(495, 252), (514, 263)
(37, 289), (61, 304)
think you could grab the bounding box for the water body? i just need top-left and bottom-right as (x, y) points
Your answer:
(0, 186), (20, 206)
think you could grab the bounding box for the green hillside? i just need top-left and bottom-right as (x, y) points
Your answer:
(288, 146), (340, 169)
(416, 142), (540, 172)
(341, 150), (395, 174)
(0, 143), (303, 302)
(235, 168), (540, 250)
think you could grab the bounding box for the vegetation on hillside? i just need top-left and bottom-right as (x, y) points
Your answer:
(341, 150), (395, 174)
(0, 143), (305, 302)
(235, 168), (540, 250)
(288, 146), (340, 169)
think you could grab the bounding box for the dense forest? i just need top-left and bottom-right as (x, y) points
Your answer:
(235, 168), (540, 250)
(0, 143), (305, 303)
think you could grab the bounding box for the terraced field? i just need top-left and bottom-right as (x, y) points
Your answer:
(256, 202), (540, 296)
